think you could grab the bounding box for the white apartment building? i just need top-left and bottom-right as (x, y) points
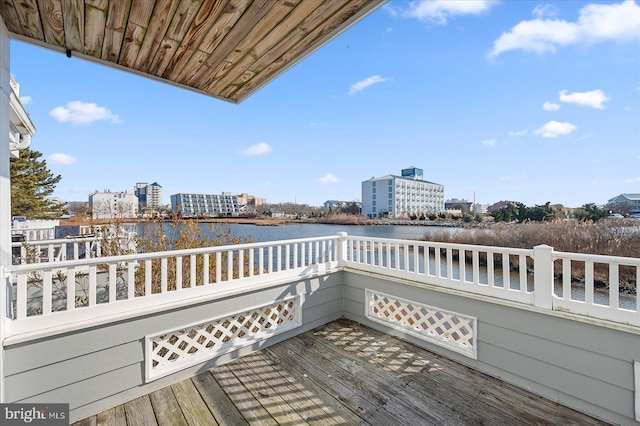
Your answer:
(89, 190), (138, 219)
(362, 167), (444, 218)
(171, 192), (245, 218)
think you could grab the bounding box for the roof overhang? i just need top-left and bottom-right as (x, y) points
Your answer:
(0, 0), (384, 104)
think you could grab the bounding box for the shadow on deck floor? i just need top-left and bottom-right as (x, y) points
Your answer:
(74, 318), (609, 425)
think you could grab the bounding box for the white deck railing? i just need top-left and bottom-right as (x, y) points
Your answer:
(11, 236), (104, 264)
(5, 235), (339, 336)
(4, 234), (638, 338)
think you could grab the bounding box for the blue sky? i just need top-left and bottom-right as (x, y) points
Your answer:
(10, 0), (640, 208)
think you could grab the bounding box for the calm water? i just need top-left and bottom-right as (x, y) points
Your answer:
(176, 222), (462, 243)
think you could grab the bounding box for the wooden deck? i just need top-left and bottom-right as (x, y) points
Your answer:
(73, 319), (608, 426)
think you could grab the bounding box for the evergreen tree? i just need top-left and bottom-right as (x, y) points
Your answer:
(10, 148), (65, 219)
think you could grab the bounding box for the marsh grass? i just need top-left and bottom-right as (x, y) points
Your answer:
(425, 220), (638, 294)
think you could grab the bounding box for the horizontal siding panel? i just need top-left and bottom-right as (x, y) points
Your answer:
(479, 322), (634, 391)
(5, 341), (143, 401)
(478, 342), (633, 420)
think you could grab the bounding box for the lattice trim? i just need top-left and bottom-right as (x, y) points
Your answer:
(146, 297), (301, 381)
(366, 289), (477, 359)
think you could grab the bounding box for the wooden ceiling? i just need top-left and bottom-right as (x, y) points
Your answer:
(0, 0), (383, 103)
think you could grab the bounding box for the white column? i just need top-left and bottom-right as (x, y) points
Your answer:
(0, 15), (10, 403)
(532, 244), (554, 310)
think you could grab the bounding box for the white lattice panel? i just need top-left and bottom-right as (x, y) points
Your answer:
(146, 297), (300, 381)
(366, 289), (477, 359)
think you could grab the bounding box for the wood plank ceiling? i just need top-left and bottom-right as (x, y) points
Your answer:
(0, 0), (383, 103)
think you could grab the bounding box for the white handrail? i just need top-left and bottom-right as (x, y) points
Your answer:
(5, 234), (638, 334)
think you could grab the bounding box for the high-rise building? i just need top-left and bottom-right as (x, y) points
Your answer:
(362, 167), (444, 218)
(135, 182), (163, 212)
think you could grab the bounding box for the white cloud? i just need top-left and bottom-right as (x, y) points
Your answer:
(315, 173), (340, 184)
(508, 129), (528, 137)
(49, 101), (121, 124)
(559, 89), (610, 109)
(490, 0), (640, 56)
(20, 96), (32, 105)
(532, 4), (559, 19)
(240, 142), (272, 156)
(481, 139), (497, 147)
(402, 0), (499, 25)
(542, 101), (560, 111)
(348, 75), (389, 95)
(534, 120), (577, 138)
(47, 153), (77, 165)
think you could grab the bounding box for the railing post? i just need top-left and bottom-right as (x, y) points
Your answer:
(533, 244), (554, 310)
(337, 232), (348, 268)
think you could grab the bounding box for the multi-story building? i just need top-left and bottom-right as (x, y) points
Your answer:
(607, 193), (640, 215)
(89, 190), (138, 219)
(361, 167), (444, 218)
(135, 182), (163, 212)
(237, 193), (266, 213)
(171, 192), (245, 218)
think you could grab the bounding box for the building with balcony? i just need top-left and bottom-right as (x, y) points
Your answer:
(171, 192), (245, 218)
(89, 190), (138, 219)
(362, 167), (444, 218)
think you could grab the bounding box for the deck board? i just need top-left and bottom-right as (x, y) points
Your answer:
(74, 319), (609, 426)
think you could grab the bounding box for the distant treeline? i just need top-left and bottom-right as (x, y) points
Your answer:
(490, 202), (610, 223)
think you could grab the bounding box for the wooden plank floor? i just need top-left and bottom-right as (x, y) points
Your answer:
(74, 319), (609, 426)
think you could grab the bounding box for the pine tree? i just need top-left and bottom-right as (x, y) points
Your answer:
(10, 148), (65, 219)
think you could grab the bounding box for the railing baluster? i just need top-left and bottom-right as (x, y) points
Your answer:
(67, 267), (76, 310)
(216, 252), (222, 282)
(89, 264), (97, 306)
(276, 246), (281, 272)
(127, 262), (135, 299)
(238, 249), (244, 278)
(268, 247), (273, 273)
(293, 242), (298, 268)
(161, 258), (168, 293)
(562, 258), (571, 299)
(203, 253), (209, 284)
(502, 253), (509, 290)
(43, 270), (52, 314)
(17, 273), (27, 319)
(227, 250), (233, 281)
(248, 249), (254, 277)
(109, 263), (117, 302)
(487, 252), (495, 287)
(285, 244), (290, 271)
(519, 254), (527, 292)
(472, 250), (479, 284)
(145, 260), (152, 295)
(609, 263), (619, 308)
(190, 254), (197, 286)
(176, 256), (183, 289)
(459, 249), (465, 282)
(446, 247), (453, 279)
(585, 261), (594, 305)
